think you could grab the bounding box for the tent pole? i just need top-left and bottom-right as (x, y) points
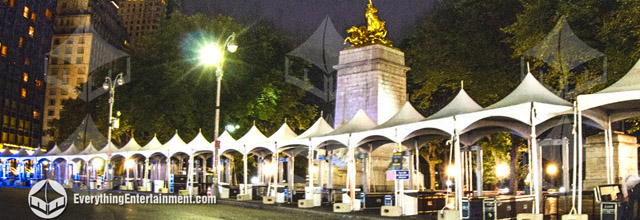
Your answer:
(604, 119), (611, 184)
(607, 116), (614, 184)
(577, 109), (584, 214)
(530, 103), (540, 214)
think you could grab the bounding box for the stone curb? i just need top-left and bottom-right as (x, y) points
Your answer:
(217, 199), (390, 220)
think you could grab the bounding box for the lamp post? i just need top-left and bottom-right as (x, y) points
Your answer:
(199, 32), (238, 197)
(103, 72), (124, 147)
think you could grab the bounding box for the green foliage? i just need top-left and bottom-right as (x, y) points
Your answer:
(50, 12), (318, 148)
(401, 0), (522, 114)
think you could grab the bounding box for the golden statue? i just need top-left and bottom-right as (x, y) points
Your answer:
(344, 0), (392, 47)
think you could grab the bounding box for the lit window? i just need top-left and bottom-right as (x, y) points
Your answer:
(30, 13), (36, 22)
(33, 111), (39, 119)
(35, 80), (42, 88)
(0, 45), (6, 57)
(18, 37), (23, 48)
(23, 72), (28, 83)
(23, 6), (29, 18)
(21, 88), (26, 98)
(45, 9), (52, 19)
(24, 58), (30, 65)
(28, 26), (34, 37)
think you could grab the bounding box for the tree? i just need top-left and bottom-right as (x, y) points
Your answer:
(419, 140), (445, 190)
(51, 13), (318, 149)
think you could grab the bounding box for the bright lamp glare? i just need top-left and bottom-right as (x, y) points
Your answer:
(226, 124), (237, 132)
(124, 159), (135, 169)
(250, 176), (259, 184)
(496, 163), (510, 178)
(92, 160), (103, 170)
(546, 163), (558, 175)
(199, 44), (223, 65)
(446, 165), (457, 177)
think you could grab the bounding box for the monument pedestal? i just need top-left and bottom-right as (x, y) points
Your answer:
(583, 132), (638, 190)
(333, 44), (409, 126)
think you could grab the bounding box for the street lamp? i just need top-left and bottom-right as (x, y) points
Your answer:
(103, 72), (125, 148)
(199, 32), (238, 197)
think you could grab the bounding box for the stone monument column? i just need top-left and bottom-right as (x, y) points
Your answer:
(333, 44), (409, 127)
(583, 131), (639, 190)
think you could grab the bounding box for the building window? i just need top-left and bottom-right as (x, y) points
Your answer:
(23, 6), (29, 18)
(28, 26), (34, 37)
(66, 38), (73, 44)
(21, 88), (26, 98)
(64, 57), (71, 64)
(18, 37), (23, 48)
(53, 38), (60, 45)
(49, 88), (56, 95)
(45, 9), (52, 20)
(61, 89), (68, 95)
(47, 110), (54, 116)
(76, 57), (82, 64)
(24, 58), (30, 65)
(33, 110), (40, 119)
(77, 47), (84, 54)
(1, 45), (6, 57)
(9, 0), (13, 7)
(50, 58), (58, 64)
(30, 13), (36, 22)
(78, 37), (85, 44)
(48, 99), (55, 105)
(65, 47), (72, 54)
(62, 68), (69, 75)
(62, 77), (68, 85)
(23, 72), (28, 83)
(35, 80), (42, 88)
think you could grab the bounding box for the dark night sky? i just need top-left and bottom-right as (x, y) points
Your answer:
(182, 0), (436, 44)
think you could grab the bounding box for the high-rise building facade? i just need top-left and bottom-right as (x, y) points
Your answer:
(118, 0), (166, 45)
(42, 0), (128, 146)
(0, 0), (57, 150)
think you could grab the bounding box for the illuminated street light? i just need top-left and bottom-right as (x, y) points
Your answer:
(124, 159), (135, 169)
(225, 124), (240, 133)
(103, 72), (125, 149)
(199, 32), (238, 197)
(546, 163), (558, 176)
(496, 163), (510, 179)
(446, 165), (457, 177)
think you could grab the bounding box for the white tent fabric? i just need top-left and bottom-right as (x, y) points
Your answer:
(165, 132), (189, 157)
(239, 125), (269, 154)
(31, 147), (47, 157)
(60, 143), (81, 156)
(44, 144), (62, 157)
(265, 122), (298, 153)
(217, 131), (241, 154)
(112, 138), (142, 158)
(312, 109), (377, 150)
(188, 131), (211, 153)
(1, 147), (13, 157)
(578, 58), (640, 121)
(457, 72), (572, 132)
(280, 116), (334, 149)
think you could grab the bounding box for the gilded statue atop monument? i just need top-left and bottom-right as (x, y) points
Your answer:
(344, 0), (393, 47)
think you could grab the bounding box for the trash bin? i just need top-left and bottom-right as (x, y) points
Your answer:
(219, 183), (230, 199)
(275, 186), (285, 203)
(305, 187), (322, 206)
(402, 190), (418, 216)
(154, 180), (165, 193)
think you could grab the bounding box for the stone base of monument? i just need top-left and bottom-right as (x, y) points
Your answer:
(333, 203), (351, 213)
(437, 210), (460, 220)
(298, 199), (314, 208)
(584, 132), (638, 190)
(517, 213), (543, 220)
(561, 214), (588, 220)
(262, 196), (275, 204)
(381, 206), (402, 217)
